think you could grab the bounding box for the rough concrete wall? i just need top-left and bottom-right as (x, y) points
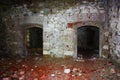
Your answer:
(109, 0), (120, 62)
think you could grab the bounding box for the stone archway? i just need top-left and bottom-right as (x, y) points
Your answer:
(26, 27), (43, 54)
(77, 25), (99, 59)
(21, 24), (43, 56)
(67, 21), (104, 58)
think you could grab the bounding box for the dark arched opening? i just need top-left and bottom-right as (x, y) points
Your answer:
(77, 25), (99, 59)
(26, 27), (43, 56)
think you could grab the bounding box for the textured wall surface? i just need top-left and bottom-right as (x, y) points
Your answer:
(43, 2), (106, 58)
(109, 0), (120, 63)
(4, 0), (120, 58)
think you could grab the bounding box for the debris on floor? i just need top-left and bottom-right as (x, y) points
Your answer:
(64, 69), (70, 74)
(0, 56), (120, 80)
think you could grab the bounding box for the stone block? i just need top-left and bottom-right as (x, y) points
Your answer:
(43, 42), (50, 50)
(64, 51), (74, 56)
(43, 50), (50, 55)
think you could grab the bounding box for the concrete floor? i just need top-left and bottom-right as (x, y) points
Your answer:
(0, 55), (120, 80)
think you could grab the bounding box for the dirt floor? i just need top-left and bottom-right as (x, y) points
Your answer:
(0, 55), (120, 80)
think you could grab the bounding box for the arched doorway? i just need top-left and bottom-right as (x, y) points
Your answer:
(77, 25), (99, 59)
(26, 27), (43, 56)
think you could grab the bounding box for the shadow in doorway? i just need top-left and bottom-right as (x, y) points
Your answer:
(26, 27), (43, 56)
(77, 26), (99, 59)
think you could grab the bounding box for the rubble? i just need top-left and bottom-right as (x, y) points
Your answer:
(0, 56), (120, 80)
(3, 77), (10, 80)
(34, 78), (38, 80)
(110, 68), (116, 74)
(117, 73), (120, 77)
(51, 74), (55, 77)
(64, 69), (70, 74)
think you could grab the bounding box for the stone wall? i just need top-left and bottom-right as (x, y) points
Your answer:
(3, 0), (109, 58)
(43, 2), (106, 58)
(109, 0), (120, 62)
(3, 6), (44, 57)
(3, 0), (120, 60)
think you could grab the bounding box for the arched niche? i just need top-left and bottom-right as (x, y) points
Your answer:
(77, 25), (99, 59)
(67, 21), (104, 58)
(20, 24), (43, 56)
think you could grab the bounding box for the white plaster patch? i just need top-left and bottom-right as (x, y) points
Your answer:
(64, 51), (74, 56)
(43, 51), (50, 55)
(103, 45), (109, 50)
(43, 42), (50, 50)
(104, 32), (109, 36)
